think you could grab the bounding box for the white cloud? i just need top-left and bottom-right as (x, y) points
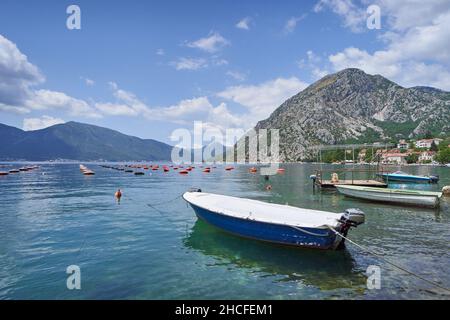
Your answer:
(97, 82), (247, 129)
(0, 34), (44, 107)
(156, 96), (213, 121)
(327, 8), (450, 89)
(84, 77), (94, 86)
(297, 50), (329, 80)
(226, 70), (247, 82)
(0, 104), (30, 114)
(99, 82), (152, 117)
(212, 57), (228, 66)
(94, 102), (138, 116)
(284, 15), (306, 33)
(22, 115), (65, 131)
(186, 32), (230, 53)
(156, 48), (165, 56)
(80, 76), (94, 86)
(377, 0), (450, 31)
(25, 89), (100, 118)
(218, 77), (308, 121)
(0, 34), (101, 118)
(170, 57), (208, 70)
(236, 17), (252, 30)
(317, 0), (450, 90)
(314, 0), (366, 33)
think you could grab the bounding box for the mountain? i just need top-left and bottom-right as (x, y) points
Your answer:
(0, 121), (174, 161)
(252, 68), (450, 161)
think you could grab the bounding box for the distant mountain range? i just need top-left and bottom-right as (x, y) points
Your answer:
(252, 68), (450, 161)
(3, 68), (449, 162)
(0, 121), (174, 161)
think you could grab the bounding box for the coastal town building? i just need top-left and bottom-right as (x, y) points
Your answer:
(382, 152), (409, 165)
(397, 139), (409, 149)
(415, 138), (442, 149)
(418, 151), (436, 163)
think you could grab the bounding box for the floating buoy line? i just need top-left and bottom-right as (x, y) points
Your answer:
(96, 164), (287, 178)
(0, 165), (39, 176)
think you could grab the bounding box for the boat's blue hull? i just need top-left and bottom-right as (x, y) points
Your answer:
(379, 174), (438, 183)
(188, 203), (343, 250)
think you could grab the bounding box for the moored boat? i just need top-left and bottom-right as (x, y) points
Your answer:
(336, 185), (442, 208)
(378, 171), (439, 183)
(0, 171), (9, 176)
(183, 189), (365, 250)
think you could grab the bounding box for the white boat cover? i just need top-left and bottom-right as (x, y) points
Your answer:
(183, 192), (342, 229)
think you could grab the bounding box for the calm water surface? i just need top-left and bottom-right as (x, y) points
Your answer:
(0, 163), (449, 299)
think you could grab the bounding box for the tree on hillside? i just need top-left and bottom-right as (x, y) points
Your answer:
(364, 149), (374, 162)
(430, 141), (438, 152)
(436, 148), (450, 164)
(423, 130), (433, 139)
(405, 153), (419, 164)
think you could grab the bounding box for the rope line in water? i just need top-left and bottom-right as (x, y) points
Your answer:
(328, 226), (450, 293)
(146, 194), (191, 226)
(147, 194), (182, 207)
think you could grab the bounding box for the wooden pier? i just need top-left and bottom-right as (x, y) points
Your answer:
(310, 143), (393, 190)
(313, 168), (388, 189)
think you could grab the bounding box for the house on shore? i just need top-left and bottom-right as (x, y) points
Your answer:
(415, 138), (442, 149)
(381, 151), (409, 165)
(418, 151), (436, 163)
(397, 139), (409, 149)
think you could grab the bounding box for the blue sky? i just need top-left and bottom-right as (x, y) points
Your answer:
(1, 0), (449, 145)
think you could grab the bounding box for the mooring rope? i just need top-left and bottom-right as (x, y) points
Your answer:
(146, 194), (188, 224)
(147, 194), (182, 208)
(328, 226), (450, 293)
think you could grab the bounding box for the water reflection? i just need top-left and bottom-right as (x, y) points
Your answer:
(184, 219), (367, 292)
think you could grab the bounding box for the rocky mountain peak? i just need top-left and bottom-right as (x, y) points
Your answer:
(253, 68), (449, 161)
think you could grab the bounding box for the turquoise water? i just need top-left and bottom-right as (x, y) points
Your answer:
(0, 163), (449, 300)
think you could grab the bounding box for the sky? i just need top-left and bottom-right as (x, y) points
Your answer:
(0, 0), (449, 146)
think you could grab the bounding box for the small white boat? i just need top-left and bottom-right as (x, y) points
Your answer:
(183, 189), (365, 250)
(336, 185), (442, 208)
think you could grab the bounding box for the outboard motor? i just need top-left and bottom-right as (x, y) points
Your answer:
(340, 208), (365, 227)
(335, 208), (365, 249)
(429, 175), (439, 184)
